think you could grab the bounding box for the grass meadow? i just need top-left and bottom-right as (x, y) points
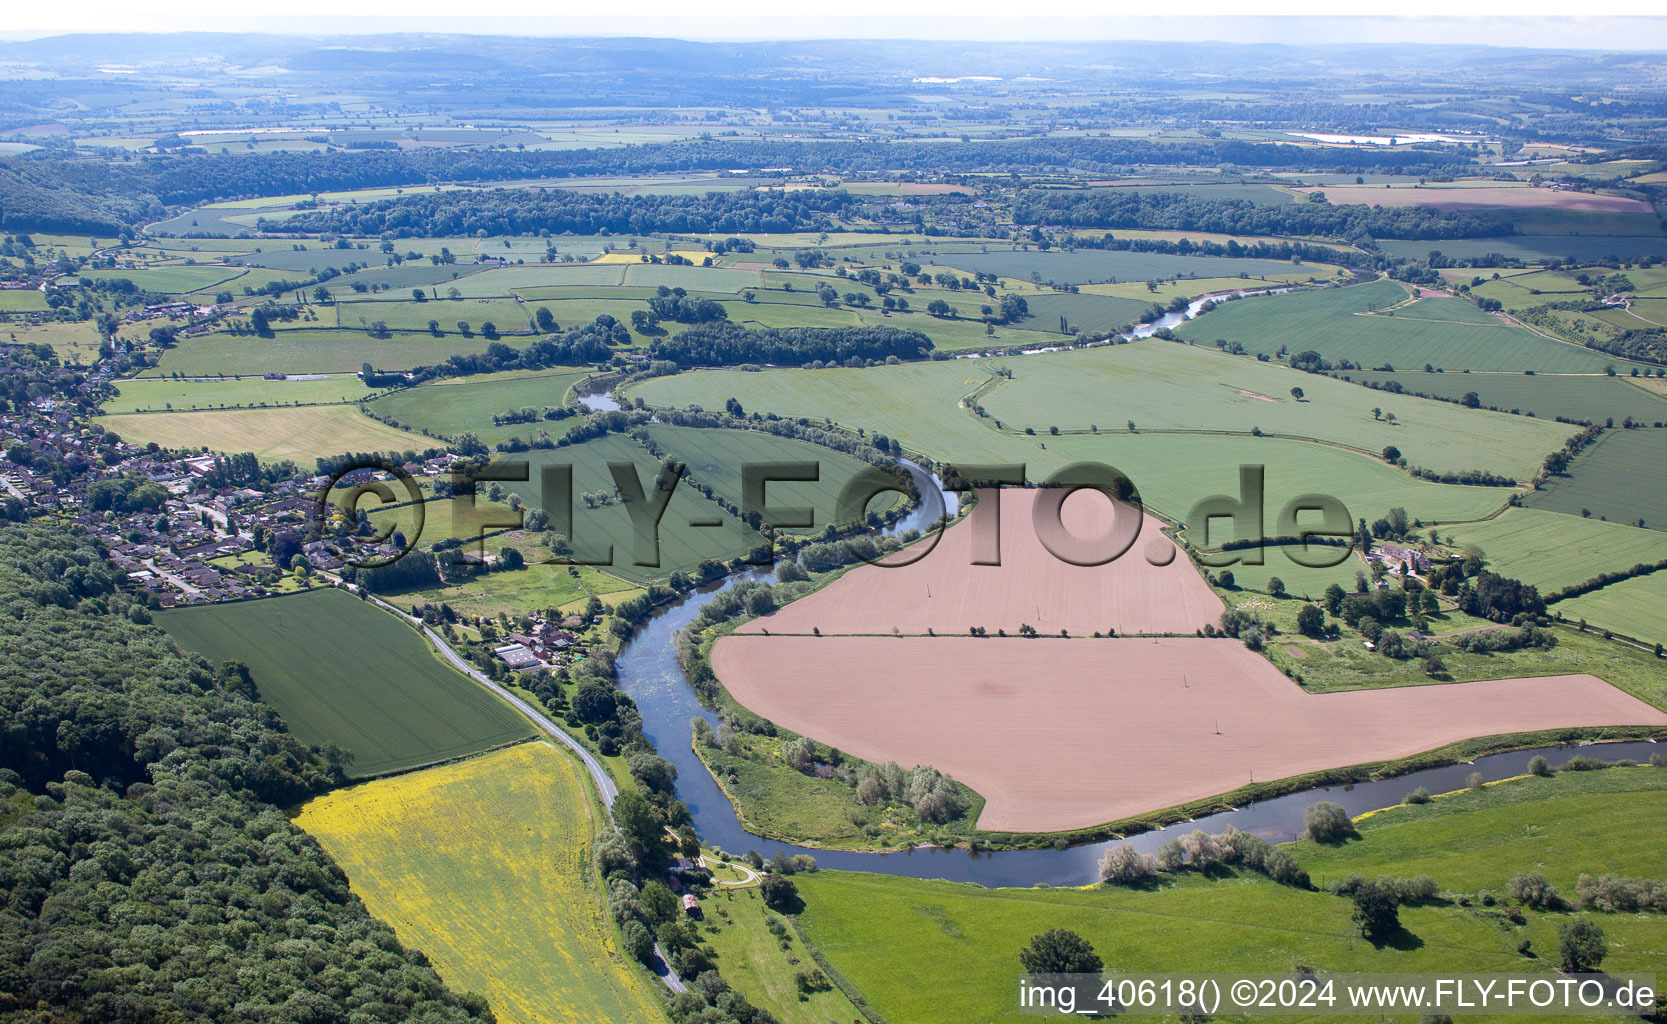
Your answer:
(296, 742), (667, 1024)
(97, 404), (436, 463)
(1294, 764), (1667, 891)
(159, 588), (532, 776)
(794, 763), (1667, 1024)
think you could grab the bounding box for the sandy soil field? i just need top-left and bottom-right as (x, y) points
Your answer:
(711, 635), (1667, 833)
(743, 488), (1224, 636)
(1300, 185), (1653, 214)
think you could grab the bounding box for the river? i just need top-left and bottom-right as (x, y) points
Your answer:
(585, 428), (1655, 886)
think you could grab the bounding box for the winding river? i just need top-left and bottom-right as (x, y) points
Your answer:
(568, 402), (1655, 886)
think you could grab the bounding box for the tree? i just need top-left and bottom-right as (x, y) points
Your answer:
(1018, 929), (1104, 974)
(1372, 406), (1382, 420)
(1303, 801), (1355, 843)
(927, 298), (954, 317)
(1323, 583), (1346, 614)
(1382, 445), (1402, 462)
(1290, 386), (1304, 400)
(1267, 576), (1286, 597)
(621, 919), (655, 964)
(1296, 603), (1325, 637)
(1461, 391), (1481, 408)
(1218, 570), (1235, 589)
(760, 873), (802, 913)
(640, 880), (679, 925)
(1351, 878), (1400, 941)
(1558, 919), (1606, 973)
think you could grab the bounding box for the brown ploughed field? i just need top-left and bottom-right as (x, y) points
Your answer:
(744, 488), (1223, 636)
(1299, 184), (1653, 213)
(710, 635), (1667, 833)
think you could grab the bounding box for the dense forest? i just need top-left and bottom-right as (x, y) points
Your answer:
(270, 187), (854, 238)
(1015, 189), (1515, 241)
(0, 525), (492, 1022)
(1, 137), (1475, 234)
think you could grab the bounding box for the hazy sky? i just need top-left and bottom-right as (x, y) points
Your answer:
(3, 3), (1666, 50)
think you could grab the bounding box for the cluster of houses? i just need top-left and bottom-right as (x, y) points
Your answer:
(492, 619), (583, 671)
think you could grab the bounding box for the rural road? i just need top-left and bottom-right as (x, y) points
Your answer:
(362, 594), (688, 994)
(415, 622), (620, 810)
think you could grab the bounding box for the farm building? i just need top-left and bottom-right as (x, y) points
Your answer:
(494, 643), (542, 670)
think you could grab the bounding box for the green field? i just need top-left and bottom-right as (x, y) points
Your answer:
(0, 288), (47, 312)
(975, 340), (1574, 477)
(2, 321), (104, 362)
(394, 564), (642, 620)
(158, 588), (533, 776)
(97, 404), (436, 463)
(141, 327), (511, 376)
(366, 368), (593, 445)
(80, 265), (249, 294)
(1524, 428), (1667, 530)
(630, 362), (1520, 527)
(1377, 235), (1667, 261)
(1181, 279), (1622, 372)
(700, 879), (867, 1024)
(296, 741), (668, 1024)
(923, 249), (1318, 286)
(1559, 574), (1667, 646)
(1444, 507), (1667, 594)
(1348, 370), (1667, 425)
(107, 373), (376, 412)
(1295, 765), (1667, 892)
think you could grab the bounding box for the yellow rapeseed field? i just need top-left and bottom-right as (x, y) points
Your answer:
(296, 741), (667, 1024)
(590, 250), (712, 264)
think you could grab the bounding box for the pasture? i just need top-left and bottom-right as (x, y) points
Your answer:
(1559, 574), (1667, 647)
(2, 321), (103, 362)
(97, 404), (436, 463)
(1294, 764), (1667, 891)
(711, 634), (1666, 833)
(793, 807), (1667, 1023)
(745, 489), (1223, 637)
(296, 742), (667, 1024)
(698, 883), (867, 1024)
(0, 288), (47, 312)
(976, 340), (1575, 477)
(365, 368), (593, 444)
(1348, 370), (1667, 425)
(1179, 280), (1619, 373)
(79, 265), (248, 294)
(1524, 428), (1667, 529)
(1443, 508), (1667, 594)
(107, 373), (374, 412)
(159, 588), (532, 777)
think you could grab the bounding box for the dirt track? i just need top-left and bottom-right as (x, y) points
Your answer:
(743, 488), (1224, 636)
(711, 635), (1667, 833)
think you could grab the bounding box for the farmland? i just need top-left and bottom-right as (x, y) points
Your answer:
(975, 339), (1575, 477)
(739, 489), (1223, 637)
(794, 861), (1667, 1024)
(1559, 573), (1667, 647)
(141, 327), (508, 376)
(1348, 369), (1667, 425)
(1524, 428), (1667, 529)
(1179, 279), (1623, 372)
(1294, 764), (1667, 891)
(1443, 507), (1667, 594)
(917, 248), (1329, 287)
(97, 404), (437, 463)
(295, 742), (667, 1024)
(107, 373), (376, 412)
(159, 588), (533, 776)
(710, 633), (1667, 832)
(631, 364), (1522, 527)
(364, 367), (593, 444)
